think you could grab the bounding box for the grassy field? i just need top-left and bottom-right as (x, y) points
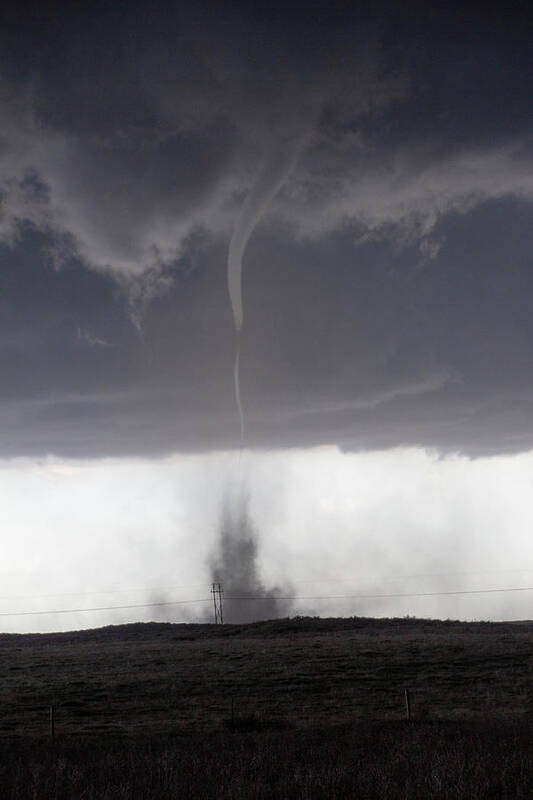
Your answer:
(0, 616), (531, 797)
(0, 616), (531, 736)
(0, 719), (531, 798)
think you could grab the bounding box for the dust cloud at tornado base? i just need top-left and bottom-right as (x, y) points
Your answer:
(208, 484), (293, 624)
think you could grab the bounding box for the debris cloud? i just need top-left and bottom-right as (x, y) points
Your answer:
(209, 484), (292, 623)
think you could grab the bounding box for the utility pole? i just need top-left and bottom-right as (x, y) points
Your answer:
(211, 582), (224, 625)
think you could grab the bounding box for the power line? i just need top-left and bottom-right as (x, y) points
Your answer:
(0, 583), (209, 601)
(1, 568), (532, 603)
(0, 585), (532, 618)
(225, 586), (533, 601)
(0, 598), (211, 618)
(290, 568), (533, 584)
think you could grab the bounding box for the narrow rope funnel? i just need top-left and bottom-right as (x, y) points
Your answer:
(227, 139), (301, 446)
(233, 331), (244, 446)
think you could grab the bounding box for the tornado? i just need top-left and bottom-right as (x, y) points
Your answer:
(214, 136), (301, 624)
(227, 139), (301, 443)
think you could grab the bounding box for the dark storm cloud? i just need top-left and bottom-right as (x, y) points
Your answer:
(0, 2), (532, 457)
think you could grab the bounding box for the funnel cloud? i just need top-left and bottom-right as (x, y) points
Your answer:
(228, 139), (303, 443)
(227, 139), (303, 333)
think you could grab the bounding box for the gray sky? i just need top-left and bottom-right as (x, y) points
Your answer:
(0, 2), (532, 629)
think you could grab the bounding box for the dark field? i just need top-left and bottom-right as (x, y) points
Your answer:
(0, 616), (531, 797)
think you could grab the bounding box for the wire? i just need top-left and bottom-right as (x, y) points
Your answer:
(0, 569), (531, 603)
(0, 585), (532, 617)
(290, 568), (533, 584)
(0, 598), (211, 618)
(0, 583), (209, 601)
(225, 586), (533, 601)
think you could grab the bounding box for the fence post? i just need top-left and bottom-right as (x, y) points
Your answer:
(404, 688), (411, 721)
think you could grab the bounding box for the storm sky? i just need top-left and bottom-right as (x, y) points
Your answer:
(1, 2), (533, 630)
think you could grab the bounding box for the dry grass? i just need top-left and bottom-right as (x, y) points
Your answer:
(0, 616), (530, 736)
(0, 720), (531, 798)
(0, 617), (531, 797)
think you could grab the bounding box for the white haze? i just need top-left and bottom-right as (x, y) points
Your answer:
(0, 446), (532, 633)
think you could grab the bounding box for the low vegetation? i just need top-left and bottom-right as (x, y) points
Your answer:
(0, 719), (531, 798)
(0, 616), (530, 796)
